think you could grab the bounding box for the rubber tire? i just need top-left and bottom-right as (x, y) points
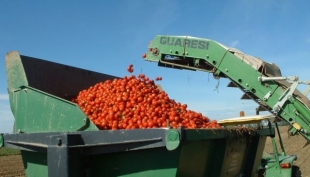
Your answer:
(258, 169), (265, 177)
(292, 166), (301, 177)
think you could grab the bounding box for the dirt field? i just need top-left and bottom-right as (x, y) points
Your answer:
(264, 125), (310, 177)
(0, 155), (25, 177)
(0, 126), (309, 176)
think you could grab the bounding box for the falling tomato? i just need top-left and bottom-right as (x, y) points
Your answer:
(127, 64), (134, 73)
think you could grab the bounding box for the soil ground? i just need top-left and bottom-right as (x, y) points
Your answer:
(0, 126), (309, 176)
(0, 155), (25, 177)
(264, 125), (310, 177)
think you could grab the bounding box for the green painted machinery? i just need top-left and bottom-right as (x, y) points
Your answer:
(143, 35), (310, 176)
(1, 51), (279, 176)
(5, 51), (112, 133)
(143, 35), (310, 139)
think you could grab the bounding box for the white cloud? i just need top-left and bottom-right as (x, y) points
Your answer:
(0, 94), (9, 100)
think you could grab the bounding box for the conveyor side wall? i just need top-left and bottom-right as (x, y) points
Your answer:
(145, 35), (310, 141)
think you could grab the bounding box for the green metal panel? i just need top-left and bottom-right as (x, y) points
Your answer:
(145, 36), (280, 103)
(248, 136), (267, 176)
(90, 147), (181, 177)
(5, 51), (28, 89)
(177, 140), (213, 177)
(5, 51), (118, 133)
(176, 139), (226, 177)
(144, 35), (310, 141)
(265, 164), (292, 177)
(0, 134), (3, 147)
(21, 150), (48, 177)
(219, 137), (247, 177)
(8, 128), (273, 177)
(263, 151), (296, 177)
(206, 139), (227, 177)
(146, 36), (280, 106)
(166, 129), (181, 150)
(12, 86), (98, 133)
(215, 52), (280, 105)
(182, 128), (264, 141)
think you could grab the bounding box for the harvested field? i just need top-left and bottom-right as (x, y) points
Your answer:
(264, 125), (310, 177)
(0, 155), (25, 177)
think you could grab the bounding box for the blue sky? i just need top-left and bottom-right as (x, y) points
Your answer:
(0, 1), (309, 133)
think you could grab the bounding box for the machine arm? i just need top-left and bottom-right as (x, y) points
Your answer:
(143, 35), (310, 141)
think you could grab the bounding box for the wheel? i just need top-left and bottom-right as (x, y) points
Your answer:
(258, 169), (265, 177)
(292, 166), (301, 177)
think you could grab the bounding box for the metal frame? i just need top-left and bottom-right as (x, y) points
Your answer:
(1, 127), (275, 177)
(3, 129), (170, 177)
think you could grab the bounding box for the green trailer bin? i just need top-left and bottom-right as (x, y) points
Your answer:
(0, 51), (275, 177)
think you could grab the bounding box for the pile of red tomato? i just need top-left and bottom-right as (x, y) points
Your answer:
(73, 65), (221, 130)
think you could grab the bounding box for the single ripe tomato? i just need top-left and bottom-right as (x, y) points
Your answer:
(127, 64), (134, 73)
(129, 68), (134, 73)
(127, 66), (131, 73)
